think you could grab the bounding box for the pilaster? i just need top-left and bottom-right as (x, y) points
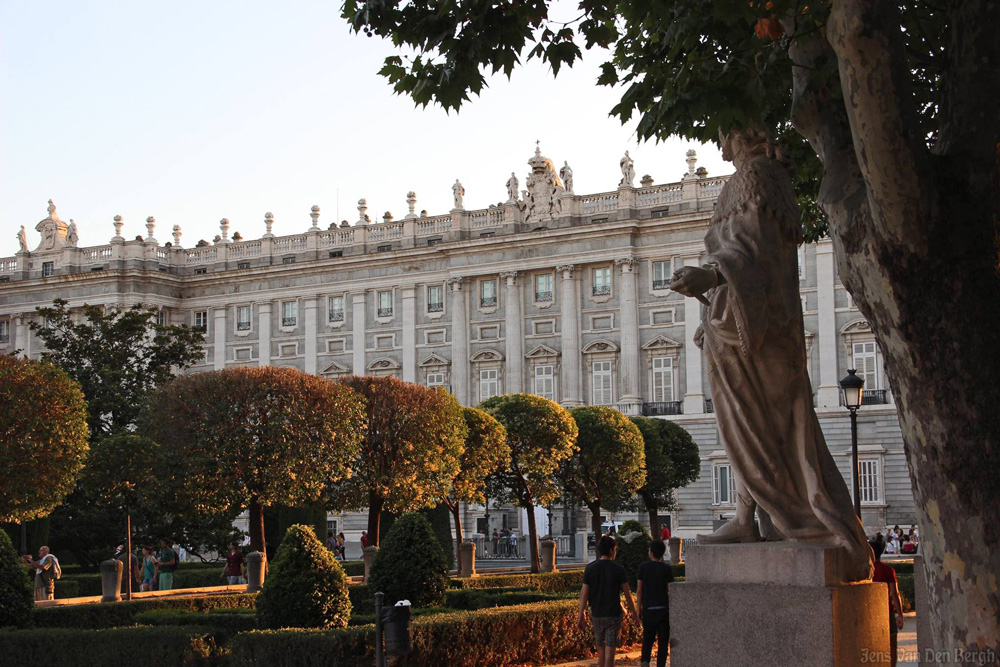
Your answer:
(213, 306), (227, 370)
(501, 272), (524, 394)
(256, 301), (272, 366)
(616, 257), (642, 407)
(303, 297), (318, 374)
(352, 292), (367, 376)
(401, 287), (417, 383)
(815, 239), (841, 407)
(681, 256), (705, 414)
(558, 265), (582, 406)
(448, 277), (469, 405)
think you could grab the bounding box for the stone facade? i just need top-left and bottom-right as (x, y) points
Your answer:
(0, 148), (915, 541)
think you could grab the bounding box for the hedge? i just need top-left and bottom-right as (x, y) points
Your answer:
(449, 570), (584, 592)
(55, 563), (238, 599)
(897, 573), (915, 613)
(228, 599), (640, 666)
(0, 625), (218, 666)
(32, 593), (256, 629)
(135, 608), (259, 635)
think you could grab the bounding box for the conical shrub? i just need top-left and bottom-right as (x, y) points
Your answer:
(369, 512), (448, 607)
(256, 524), (351, 629)
(0, 530), (34, 628)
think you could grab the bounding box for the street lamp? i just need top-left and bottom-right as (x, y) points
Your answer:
(840, 369), (865, 518)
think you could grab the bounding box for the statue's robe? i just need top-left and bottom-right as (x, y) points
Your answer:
(701, 150), (872, 582)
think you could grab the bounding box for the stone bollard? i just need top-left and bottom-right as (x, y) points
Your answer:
(458, 541), (477, 578)
(362, 545), (379, 583)
(540, 539), (558, 573)
(100, 559), (123, 602)
(245, 551), (266, 592)
(574, 532), (587, 562)
(669, 537), (683, 565)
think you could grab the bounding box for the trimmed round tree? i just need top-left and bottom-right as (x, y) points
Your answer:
(479, 394), (578, 573)
(142, 366), (366, 554)
(629, 417), (700, 534)
(330, 377), (467, 548)
(0, 355), (89, 523)
(369, 512), (448, 607)
(0, 529), (33, 627)
(256, 524), (351, 629)
(563, 406), (646, 545)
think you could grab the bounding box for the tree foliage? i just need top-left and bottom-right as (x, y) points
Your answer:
(256, 524), (352, 629)
(82, 434), (160, 511)
(0, 529), (33, 628)
(29, 299), (204, 437)
(563, 407), (645, 542)
(479, 394), (578, 573)
(615, 519), (652, 589)
(330, 377), (467, 548)
(142, 367), (366, 553)
(0, 355), (89, 523)
(629, 417), (700, 531)
(369, 512), (449, 607)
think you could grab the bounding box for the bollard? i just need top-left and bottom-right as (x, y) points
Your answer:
(383, 601), (413, 656)
(669, 536), (683, 565)
(245, 551), (266, 592)
(363, 545), (379, 583)
(458, 541), (477, 578)
(540, 538), (558, 573)
(574, 532), (587, 562)
(100, 559), (123, 602)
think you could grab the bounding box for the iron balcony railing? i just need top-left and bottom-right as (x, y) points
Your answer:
(480, 296), (498, 308)
(377, 308), (393, 318)
(642, 401), (683, 416)
(428, 302), (444, 313)
(705, 398), (714, 413)
(236, 321), (251, 331)
(535, 290), (553, 302)
(592, 284), (612, 296)
(652, 279), (671, 290)
(329, 310), (344, 322)
(862, 389), (889, 405)
(281, 317), (297, 327)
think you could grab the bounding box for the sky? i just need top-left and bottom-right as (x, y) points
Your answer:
(0, 1), (730, 258)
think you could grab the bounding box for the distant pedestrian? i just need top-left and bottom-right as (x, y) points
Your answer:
(154, 539), (178, 590)
(114, 545), (141, 593)
(336, 532), (346, 560)
(636, 540), (674, 667)
(578, 535), (637, 667)
(220, 542), (245, 585)
(360, 531), (368, 549)
(659, 524), (671, 541)
(141, 546), (156, 592)
(871, 539), (905, 667)
(23, 546), (59, 601)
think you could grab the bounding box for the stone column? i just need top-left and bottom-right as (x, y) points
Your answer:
(257, 301), (271, 366)
(401, 287), (417, 382)
(12, 313), (28, 358)
(616, 258), (642, 412)
(501, 272), (524, 394)
(303, 297), (318, 374)
(448, 277), (469, 405)
(213, 306), (227, 370)
(815, 239), (841, 407)
(352, 292), (367, 376)
(558, 265), (582, 406)
(681, 256), (705, 414)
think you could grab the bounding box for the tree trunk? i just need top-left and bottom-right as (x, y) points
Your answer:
(448, 503), (464, 576)
(524, 501), (541, 574)
(647, 506), (659, 539)
(367, 494), (384, 548)
(125, 507), (132, 601)
(589, 502), (603, 550)
(249, 497), (265, 554)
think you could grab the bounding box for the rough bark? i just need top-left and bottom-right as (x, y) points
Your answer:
(367, 493), (384, 549)
(647, 506), (659, 538)
(787, 1), (1000, 654)
(248, 497), (265, 554)
(524, 499), (541, 574)
(589, 502), (603, 548)
(447, 501), (464, 576)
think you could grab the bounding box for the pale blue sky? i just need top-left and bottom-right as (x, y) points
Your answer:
(0, 1), (729, 257)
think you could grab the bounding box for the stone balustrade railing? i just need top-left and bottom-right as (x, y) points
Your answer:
(0, 174), (729, 279)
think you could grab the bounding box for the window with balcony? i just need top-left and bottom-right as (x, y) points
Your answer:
(480, 279), (498, 308)
(377, 290), (393, 318)
(534, 274), (554, 302)
(713, 463), (736, 505)
(592, 360), (613, 405)
(281, 301), (298, 327)
(651, 357), (674, 402)
(479, 369), (499, 401)
(42, 262), (54, 278)
(427, 285), (444, 313)
(652, 260), (672, 290)
(328, 295), (345, 322)
(852, 341), (880, 391)
(592, 267), (612, 296)
(858, 458), (882, 504)
(533, 365), (555, 400)
(194, 311), (208, 332)
(236, 306), (252, 332)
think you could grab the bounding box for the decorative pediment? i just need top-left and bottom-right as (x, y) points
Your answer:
(320, 360), (351, 375)
(641, 335), (682, 351)
(419, 353), (451, 368)
(470, 349), (504, 363)
(582, 339), (619, 354)
(525, 344), (560, 359)
(841, 319), (871, 335)
(367, 357), (401, 371)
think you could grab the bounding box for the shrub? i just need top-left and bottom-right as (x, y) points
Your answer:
(256, 524), (351, 629)
(32, 592), (256, 629)
(135, 608), (258, 637)
(615, 522), (652, 588)
(448, 570), (584, 592)
(0, 529), (33, 628)
(0, 625), (217, 666)
(419, 504), (456, 571)
(897, 573), (915, 613)
(369, 513), (447, 607)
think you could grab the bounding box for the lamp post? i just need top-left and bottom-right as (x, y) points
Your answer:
(840, 369), (865, 518)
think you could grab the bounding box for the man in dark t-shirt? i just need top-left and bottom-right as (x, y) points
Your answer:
(636, 540), (674, 667)
(578, 535), (637, 667)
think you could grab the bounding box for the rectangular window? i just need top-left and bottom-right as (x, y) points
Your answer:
(236, 306), (252, 332)
(281, 301), (297, 327)
(328, 296), (345, 322)
(42, 262), (54, 278)
(329, 250), (343, 258)
(156, 310), (167, 327)
(713, 463), (736, 505)
(592, 267), (611, 296)
(0, 320), (9, 344)
(282, 257), (296, 265)
(592, 361), (613, 405)
(427, 285), (444, 313)
(652, 357), (674, 402)
(852, 342), (879, 390)
(480, 279), (498, 308)
(194, 311), (208, 331)
(377, 244), (393, 253)
(534, 274), (554, 302)
(237, 261), (251, 270)
(427, 373), (445, 388)
(195, 268), (207, 275)
(652, 260), (672, 290)
(533, 365), (555, 400)
(427, 238), (443, 246)
(377, 290), (393, 318)
(479, 369), (499, 401)
(859, 459), (881, 504)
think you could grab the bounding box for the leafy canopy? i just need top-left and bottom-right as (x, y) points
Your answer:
(563, 406), (645, 512)
(629, 416), (700, 514)
(448, 407), (510, 507)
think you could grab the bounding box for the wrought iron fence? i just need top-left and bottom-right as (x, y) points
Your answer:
(642, 401), (683, 416)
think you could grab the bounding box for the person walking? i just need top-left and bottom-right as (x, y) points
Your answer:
(23, 546), (58, 601)
(220, 542), (245, 585)
(578, 535), (637, 667)
(336, 532), (346, 560)
(871, 539), (905, 666)
(140, 546), (157, 592)
(360, 531), (368, 549)
(154, 539), (177, 591)
(636, 540), (674, 667)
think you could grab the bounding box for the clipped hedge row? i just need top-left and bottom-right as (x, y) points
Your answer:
(449, 570), (585, 592)
(33, 593), (256, 629)
(135, 608), (259, 635)
(897, 574), (915, 613)
(229, 599), (640, 666)
(0, 625), (218, 666)
(56, 563), (236, 599)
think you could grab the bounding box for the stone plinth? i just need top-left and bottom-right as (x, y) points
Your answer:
(670, 543), (890, 667)
(540, 539), (557, 573)
(669, 537), (683, 565)
(458, 541), (477, 578)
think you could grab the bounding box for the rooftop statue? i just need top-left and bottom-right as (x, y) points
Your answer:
(560, 161), (574, 194)
(452, 179), (465, 210)
(619, 151), (635, 187)
(669, 127), (872, 583)
(506, 172), (519, 203)
(16, 225), (28, 253)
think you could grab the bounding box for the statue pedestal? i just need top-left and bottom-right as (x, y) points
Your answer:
(670, 543), (889, 667)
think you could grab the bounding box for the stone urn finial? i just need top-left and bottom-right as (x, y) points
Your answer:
(145, 216), (156, 242)
(172, 224), (182, 247)
(406, 191), (417, 219)
(357, 198), (368, 224)
(264, 212), (274, 237)
(113, 215), (124, 240)
(310, 205), (321, 231)
(218, 218), (231, 244)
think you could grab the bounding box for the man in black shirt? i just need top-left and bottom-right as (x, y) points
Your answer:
(636, 539), (674, 667)
(578, 535), (637, 667)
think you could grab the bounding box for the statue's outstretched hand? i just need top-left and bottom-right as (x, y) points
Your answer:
(670, 266), (718, 297)
(694, 325), (705, 350)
